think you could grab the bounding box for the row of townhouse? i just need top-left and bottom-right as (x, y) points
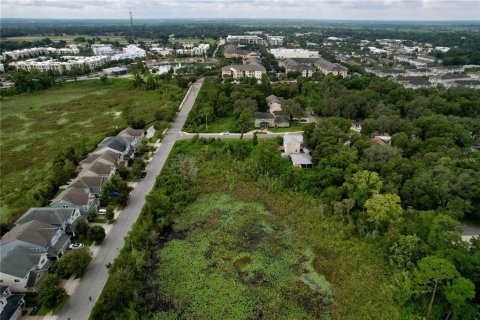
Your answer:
(394, 54), (439, 67)
(2, 46), (80, 60)
(278, 57), (348, 77)
(9, 55), (111, 74)
(0, 127), (144, 299)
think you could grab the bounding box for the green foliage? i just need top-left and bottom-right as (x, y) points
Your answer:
(100, 175), (132, 207)
(155, 194), (332, 319)
(73, 219), (89, 238)
(106, 206), (115, 221)
(37, 274), (68, 310)
(52, 248), (92, 278)
(88, 225), (106, 243)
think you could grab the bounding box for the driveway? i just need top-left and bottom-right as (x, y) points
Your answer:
(57, 79), (203, 320)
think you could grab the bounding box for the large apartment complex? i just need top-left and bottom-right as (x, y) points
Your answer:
(226, 35), (264, 45)
(222, 57), (266, 80)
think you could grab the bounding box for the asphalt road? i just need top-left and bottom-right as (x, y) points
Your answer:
(57, 79), (203, 320)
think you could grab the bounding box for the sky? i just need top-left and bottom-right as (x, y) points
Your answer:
(1, 0), (479, 21)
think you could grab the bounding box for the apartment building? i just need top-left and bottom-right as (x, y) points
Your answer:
(111, 45), (146, 61)
(226, 35), (264, 45)
(91, 44), (115, 56)
(267, 36), (285, 46)
(222, 58), (266, 80)
(2, 46), (80, 60)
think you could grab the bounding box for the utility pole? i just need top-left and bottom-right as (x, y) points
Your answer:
(129, 11), (135, 40)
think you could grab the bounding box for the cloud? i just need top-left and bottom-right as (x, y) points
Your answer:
(1, 0), (479, 20)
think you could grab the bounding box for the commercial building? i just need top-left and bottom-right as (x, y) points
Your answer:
(269, 48), (319, 59)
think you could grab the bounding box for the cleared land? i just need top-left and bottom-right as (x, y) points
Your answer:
(0, 79), (184, 225)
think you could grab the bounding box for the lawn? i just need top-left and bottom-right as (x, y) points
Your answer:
(0, 78), (185, 225)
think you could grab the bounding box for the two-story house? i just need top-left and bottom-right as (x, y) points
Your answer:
(0, 285), (25, 320)
(0, 220), (71, 260)
(51, 187), (98, 214)
(14, 208), (82, 236)
(0, 246), (51, 292)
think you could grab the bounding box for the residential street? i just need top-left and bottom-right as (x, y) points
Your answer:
(57, 79), (203, 320)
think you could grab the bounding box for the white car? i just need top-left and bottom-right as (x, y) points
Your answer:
(69, 243), (84, 250)
(220, 132), (230, 136)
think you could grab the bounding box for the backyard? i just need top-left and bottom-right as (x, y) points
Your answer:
(0, 78), (185, 225)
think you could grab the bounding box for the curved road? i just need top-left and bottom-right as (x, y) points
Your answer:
(58, 79), (203, 320)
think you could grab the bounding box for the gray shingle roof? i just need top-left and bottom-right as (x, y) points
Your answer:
(0, 246), (42, 278)
(15, 208), (76, 226)
(0, 220), (59, 247)
(55, 188), (90, 206)
(254, 112), (274, 120)
(97, 136), (133, 153)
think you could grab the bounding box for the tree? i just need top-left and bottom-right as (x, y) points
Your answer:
(178, 155), (198, 183)
(282, 99), (304, 119)
(444, 277), (475, 319)
(106, 206), (115, 221)
(199, 104), (214, 131)
(53, 248), (92, 278)
(364, 193), (404, 232)
(344, 170), (383, 208)
(100, 74), (108, 85)
(413, 256), (459, 319)
(74, 219), (89, 238)
(88, 208), (98, 222)
(252, 132), (258, 146)
(88, 225), (106, 243)
(37, 274), (68, 310)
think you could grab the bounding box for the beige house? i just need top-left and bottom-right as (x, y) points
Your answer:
(222, 63), (266, 80)
(283, 134), (303, 154)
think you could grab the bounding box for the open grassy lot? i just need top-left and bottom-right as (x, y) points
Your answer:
(4, 35), (156, 45)
(155, 193), (332, 319)
(0, 78), (185, 225)
(92, 138), (399, 320)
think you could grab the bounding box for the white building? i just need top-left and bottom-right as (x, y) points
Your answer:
(111, 45), (146, 61)
(267, 36), (285, 46)
(270, 48), (320, 59)
(226, 35), (264, 45)
(10, 55), (110, 73)
(2, 46), (79, 60)
(91, 44), (115, 56)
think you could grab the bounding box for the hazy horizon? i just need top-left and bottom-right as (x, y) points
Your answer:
(1, 0), (479, 21)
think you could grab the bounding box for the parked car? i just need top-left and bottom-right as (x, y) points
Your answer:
(220, 132), (230, 136)
(69, 243), (85, 250)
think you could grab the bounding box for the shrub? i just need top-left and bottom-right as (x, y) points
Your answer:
(88, 225), (106, 243)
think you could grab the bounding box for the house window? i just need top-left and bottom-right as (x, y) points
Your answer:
(14, 279), (20, 282)
(40, 258), (45, 264)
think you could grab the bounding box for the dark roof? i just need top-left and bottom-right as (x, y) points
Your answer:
(15, 208), (77, 226)
(254, 112), (274, 120)
(274, 115), (290, 124)
(0, 285), (9, 295)
(455, 80), (480, 85)
(70, 176), (104, 194)
(440, 73), (470, 80)
(97, 136), (133, 153)
(82, 150), (121, 165)
(0, 220), (60, 247)
(0, 246), (42, 278)
(0, 293), (24, 320)
(55, 188), (90, 206)
(85, 161), (114, 175)
(118, 127), (144, 138)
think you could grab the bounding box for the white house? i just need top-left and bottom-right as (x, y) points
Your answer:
(284, 134), (303, 154)
(0, 285), (24, 320)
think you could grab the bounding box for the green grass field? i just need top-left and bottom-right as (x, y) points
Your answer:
(155, 193), (333, 319)
(0, 78), (184, 225)
(4, 35), (156, 45)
